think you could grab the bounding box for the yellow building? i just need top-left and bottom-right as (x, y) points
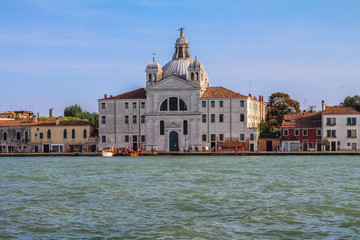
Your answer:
(30, 118), (98, 153)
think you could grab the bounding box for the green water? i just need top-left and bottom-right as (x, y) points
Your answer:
(0, 156), (359, 239)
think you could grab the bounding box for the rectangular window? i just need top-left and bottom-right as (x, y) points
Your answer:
(125, 102), (129, 109)
(141, 102), (145, 109)
(133, 115), (137, 124)
(202, 114), (206, 123)
(240, 134), (245, 141)
(40, 133), (43, 139)
(326, 117), (336, 126)
(101, 103), (105, 109)
(219, 101), (223, 107)
(102, 136), (106, 142)
(240, 114), (245, 122)
(250, 133), (254, 141)
(303, 129), (308, 136)
(295, 129), (300, 136)
(211, 101), (215, 108)
(347, 130), (357, 138)
(317, 129), (321, 136)
(284, 129), (289, 136)
(347, 117), (357, 125)
(327, 130), (336, 138)
(240, 100), (245, 107)
(133, 102), (137, 109)
(133, 135), (137, 142)
(125, 116), (129, 124)
(211, 114), (215, 122)
(141, 115), (145, 124)
(219, 114), (224, 122)
(101, 116), (106, 124)
(211, 134), (216, 142)
(125, 135), (129, 142)
(141, 135), (146, 143)
(202, 101), (206, 107)
(219, 134), (224, 141)
(202, 134), (207, 141)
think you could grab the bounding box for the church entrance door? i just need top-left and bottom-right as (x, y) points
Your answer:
(169, 131), (178, 151)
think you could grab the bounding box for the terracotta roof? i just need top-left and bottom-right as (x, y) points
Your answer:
(201, 87), (248, 98)
(281, 112), (322, 128)
(99, 88), (146, 100)
(0, 120), (91, 127)
(0, 111), (16, 116)
(323, 105), (360, 114)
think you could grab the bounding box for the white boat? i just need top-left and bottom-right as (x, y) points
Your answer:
(102, 150), (114, 157)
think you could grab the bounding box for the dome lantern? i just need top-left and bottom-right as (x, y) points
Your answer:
(145, 55), (162, 87)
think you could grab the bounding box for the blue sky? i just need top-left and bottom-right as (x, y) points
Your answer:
(1, 0), (359, 116)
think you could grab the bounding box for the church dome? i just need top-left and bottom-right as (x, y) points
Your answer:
(161, 28), (209, 82)
(162, 59), (193, 79)
(146, 57), (162, 72)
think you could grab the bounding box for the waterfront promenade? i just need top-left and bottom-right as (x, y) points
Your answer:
(1, 151), (359, 157)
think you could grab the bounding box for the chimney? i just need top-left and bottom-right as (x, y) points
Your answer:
(110, 95), (113, 98)
(249, 94), (252, 97)
(33, 116), (37, 122)
(104, 94), (107, 99)
(322, 100), (326, 112)
(49, 108), (54, 118)
(37, 113), (40, 118)
(56, 117), (59, 125)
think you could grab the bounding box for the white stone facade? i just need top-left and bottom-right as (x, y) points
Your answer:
(98, 30), (266, 152)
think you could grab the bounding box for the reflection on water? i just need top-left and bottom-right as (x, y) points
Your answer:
(0, 156), (359, 239)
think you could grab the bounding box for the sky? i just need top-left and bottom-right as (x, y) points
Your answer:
(0, 0), (359, 116)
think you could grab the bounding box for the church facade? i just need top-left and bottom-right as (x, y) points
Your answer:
(98, 29), (267, 152)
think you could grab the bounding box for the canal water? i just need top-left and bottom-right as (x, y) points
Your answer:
(0, 156), (359, 239)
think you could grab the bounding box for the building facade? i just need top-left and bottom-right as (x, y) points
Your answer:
(0, 118), (98, 153)
(321, 101), (360, 151)
(280, 113), (322, 151)
(98, 29), (267, 152)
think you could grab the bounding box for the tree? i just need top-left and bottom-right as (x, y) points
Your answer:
(268, 92), (301, 128)
(259, 119), (280, 138)
(341, 95), (360, 112)
(63, 104), (99, 128)
(307, 105), (317, 113)
(64, 104), (83, 117)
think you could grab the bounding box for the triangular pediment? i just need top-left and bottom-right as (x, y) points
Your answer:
(146, 75), (200, 91)
(166, 122), (181, 128)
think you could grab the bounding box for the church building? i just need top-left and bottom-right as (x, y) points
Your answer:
(98, 29), (267, 152)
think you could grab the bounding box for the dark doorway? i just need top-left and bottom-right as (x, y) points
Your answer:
(303, 142), (308, 151)
(91, 145), (97, 152)
(331, 141), (336, 151)
(317, 142), (322, 151)
(250, 144), (254, 152)
(43, 144), (50, 153)
(266, 141), (273, 151)
(169, 131), (178, 151)
(35, 146), (38, 153)
(132, 135), (138, 151)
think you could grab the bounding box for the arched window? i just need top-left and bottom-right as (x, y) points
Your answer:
(16, 131), (21, 140)
(47, 129), (51, 139)
(3, 132), (7, 141)
(72, 129), (75, 139)
(160, 99), (168, 111)
(148, 73), (152, 82)
(25, 131), (29, 142)
(196, 72), (199, 81)
(83, 129), (87, 139)
(159, 97), (187, 111)
(152, 74), (156, 82)
(160, 120), (164, 135)
(191, 72), (194, 81)
(63, 129), (67, 139)
(183, 120), (188, 135)
(179, 99), (187, 111)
